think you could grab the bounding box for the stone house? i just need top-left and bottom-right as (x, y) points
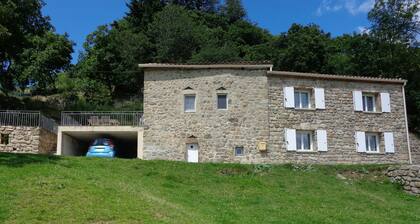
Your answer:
(0, 111), (57, 154)
(139, 62), (412, 164)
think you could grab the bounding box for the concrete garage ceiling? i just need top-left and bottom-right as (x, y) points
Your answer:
(65, 131), (138, 141)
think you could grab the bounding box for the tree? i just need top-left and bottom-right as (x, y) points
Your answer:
(220, 0), (246, 23)
(126, 0), (165, 29)
(148, 5), (205, 62)
(0, 0), (73, 94)
(368, 0), (420, 45)
(275, 24), (332, 73)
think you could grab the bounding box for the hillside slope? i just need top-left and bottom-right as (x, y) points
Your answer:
(0, 153), (419, 223)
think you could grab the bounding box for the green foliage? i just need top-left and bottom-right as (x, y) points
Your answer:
(220, 0), (246, 23)
(148, 5), (206, 62)
(368, 0), (420, 45)
(275, 23), (332, 73)
(0, 153), (419, 223)
(0, 0), (73, 94)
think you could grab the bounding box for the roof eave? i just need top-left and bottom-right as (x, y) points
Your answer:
(267, 71), (406, 85)
(139, 63), (273, 70)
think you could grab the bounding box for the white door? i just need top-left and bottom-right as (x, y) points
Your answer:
(187, 144), (199, 163)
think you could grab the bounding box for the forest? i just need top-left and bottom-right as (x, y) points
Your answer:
(0, 0), (419, 133)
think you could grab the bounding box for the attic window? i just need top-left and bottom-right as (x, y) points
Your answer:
(184, 87), (193, 90)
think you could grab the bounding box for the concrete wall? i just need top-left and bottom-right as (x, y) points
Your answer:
(267, 75), (409, 164)
(57, 126), (143, 158)
(143, 69), (270, 163)
(0, 126), (57, 154)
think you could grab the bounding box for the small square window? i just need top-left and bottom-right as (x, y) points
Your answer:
(234, 146), (244, 156)
(1, 134), (9, 145)
(217, 94), (228, 110)
(296, 131), (312, 151)
(362, 94), (377, 112)
(294, 90), (311, 109)
(184, 95), (196, 112)
(365, 133), (379, 153)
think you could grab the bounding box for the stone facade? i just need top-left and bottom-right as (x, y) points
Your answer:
(386, 165), (420, 195)
(143, 68), (270, 163)
(267, 75), (409, 164)
(410, 133), (420, 164)
(0, 126), (57, 154)
(142, 65), (411, 164)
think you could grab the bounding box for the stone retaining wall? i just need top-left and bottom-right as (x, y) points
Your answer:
(0, 126), (56, 154)
(386, 165), (420, 195)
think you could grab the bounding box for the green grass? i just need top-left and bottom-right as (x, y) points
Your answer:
(0, 153), (419, 223)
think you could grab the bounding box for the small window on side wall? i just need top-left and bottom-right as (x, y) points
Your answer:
(217, 94), (228, 110)
(234, 146), (244, 156)
(1, 134), (9, 145)
(184, 94), (196, 112)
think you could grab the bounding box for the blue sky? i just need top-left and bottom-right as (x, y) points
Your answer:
(42, 0), (374, 64)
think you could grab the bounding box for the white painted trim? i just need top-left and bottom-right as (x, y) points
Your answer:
(402, 85), (412, 164)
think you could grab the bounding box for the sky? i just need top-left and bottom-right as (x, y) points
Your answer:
(42, 0), (374, 64)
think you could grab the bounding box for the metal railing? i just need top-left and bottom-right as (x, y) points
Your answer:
(0, 110), (58, 133)
(61, 111), (144, 127)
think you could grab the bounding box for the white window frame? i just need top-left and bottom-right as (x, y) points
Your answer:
(365, 133), (380, 153)
(217, 93), (228, 110)
(296, 131), (313, 151)
(362, 93), (377, 112)
(234, 146), (244, 156)
(184, 94), (196, 113)
(294, 90), (312, 109)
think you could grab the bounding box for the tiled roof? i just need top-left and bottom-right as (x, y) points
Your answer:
(268, 71), (406, 84)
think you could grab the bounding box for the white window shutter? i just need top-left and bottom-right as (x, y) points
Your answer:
(353, 91), (363, 111)
(316, 130), (328, 152)
(384, 132), (395, 153)
(314, 88), (325, 109)
(355, 131), (366, 152)
(380, 93), (391, 113)
(284, 87), (295, 108)
(285, 128), (296, 151)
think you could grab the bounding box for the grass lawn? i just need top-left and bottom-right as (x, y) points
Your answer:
(0, 153), (419, 223)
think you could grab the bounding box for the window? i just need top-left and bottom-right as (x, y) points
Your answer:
(362, 94), (377, 112)
(1, 134), (9, 145)
(294, 90), (311, 109)
(296, 131), (312, 151)
(234, 146), (244, 156)
(365, 133), (379, 153)
(184, 94), (196, 112)
(217, 94), (228, 110)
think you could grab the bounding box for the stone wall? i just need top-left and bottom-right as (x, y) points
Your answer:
(143, 68), (410, 164)
(0, 126), (57, 154)
(268, 75), (409, 164)
(410, 133), (420, 164)
(143, 68), (270, 163)
(386, 165), (420, 195)
(38, 129), (57, 154)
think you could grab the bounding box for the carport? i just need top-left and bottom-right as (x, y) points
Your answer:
(56, 112), (144, 159)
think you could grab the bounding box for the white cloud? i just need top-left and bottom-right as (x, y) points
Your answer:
(317, 0), (375, 16)
(356, 26), (370, 34)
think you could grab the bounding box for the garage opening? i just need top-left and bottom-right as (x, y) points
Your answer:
(58, 112), (143, 159)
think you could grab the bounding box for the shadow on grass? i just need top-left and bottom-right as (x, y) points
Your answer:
(0, 153), (60, 167)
